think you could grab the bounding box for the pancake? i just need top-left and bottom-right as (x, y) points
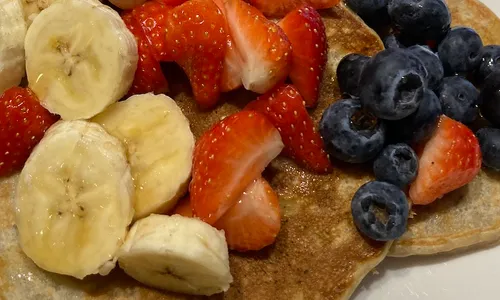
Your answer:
(389, 0), (500, 257)
(0, 3), (388, 300)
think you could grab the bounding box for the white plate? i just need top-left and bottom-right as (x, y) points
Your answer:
(352, 1), (500, 299)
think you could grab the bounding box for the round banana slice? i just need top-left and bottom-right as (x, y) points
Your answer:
(24, 0), (138, 120)
(92, 93), (194, 220)
(118, 214), (233, 296)
(15, 120), (135, 279)
(0, 0), (26, 94)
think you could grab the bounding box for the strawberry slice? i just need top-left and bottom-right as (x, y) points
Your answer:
(215, 177), (281, 252)
(131, 1), (173, 62)
(279, 6), (327, 107)
(0, 87), (59, 177)
(246, 84), (332, 173)
(409, 115), (482, 205)
(122, 12), (169, 96)
(171, 195), (193, 217)
(247, 0), (340, 17)
(190, 111), (284, 225)
(224, 0), (292, 94)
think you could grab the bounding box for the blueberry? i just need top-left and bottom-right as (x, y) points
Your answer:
(438, 27), (483, 75)
(359, 48), (428, 120)
(476, 128), (500, 171)
(351, 181), (409, 241)
(387, 89), (442, 144)
(388, 0), (451, 44)
(480, 70), (500, 127)
(383, 34), (404, 49)
(319, 98), (386, 163)
(373, 144), (418, 187)
(475, 45), (500, 84)
(437, 76), (479, 124)
(345, 0), (390, 28)
(337, 54), (370, 97)
(408, 45), (444, 90)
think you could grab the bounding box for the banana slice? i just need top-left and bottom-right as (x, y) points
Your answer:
(118, 214), (233, 296)
(21, 0), (102, 27)
(0, 0), (27, 94)
(92, 93), (194, 220)
(25, 0), (138, 120)
(15, 120), (135, 279)
(108, 0), (146, 10)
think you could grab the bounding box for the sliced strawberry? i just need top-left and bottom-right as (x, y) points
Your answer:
(190, 111), (284, 225)
(131, 1), (173, 62)
(245, 84), (332, 173)
(160, 0), (227, 108)
(224, 0), (292, 94)
(122, 12), (169, 96)
(0, 87), (59, 177)
(278, 6), (327, 107)
(171, 196), (193, 217)
(247, 0), (340, 17)
(409, 115), (482, 205)
(215, 177), (281, 252)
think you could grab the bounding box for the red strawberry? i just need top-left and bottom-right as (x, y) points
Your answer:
(409, 115), (482, 205)
(247, 0), (340, 17)
(224, 0), (292, 94)
(190, 111), (284, 225)
(122, 12), (169, 96)
(279, 6), (327, 107)
(215, 177), (281, 252)
(245, 84), (331, 173)
(171, 196), (193, 217)
(0, 87), (59, 177)
(160, 0), (227, 108)
(131, 1), (172, 61)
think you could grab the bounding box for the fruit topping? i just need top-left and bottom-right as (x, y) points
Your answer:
(407, 45), (444, 91)
(224, 0), (292, 94)
(475, 45), (500, 84)
(246, 84), (331, 173)
(436, 76), (479, 124)
(388, 0), (451, 45)
(345, 0), (390, 28)
(351, 181), (409, 242)
(246, 0), (340, 17)
(336, 53), (370, 98)
(480, 70), (500, 127)
(386, 89), (442, 145)
(278, 5), (327, 107)
(476, 128), (500, 171)
(438, 27), (483, 75)
(122, 12), (169, 96)
(383, 34), (404, 50)
(190, 110), (284, 225)
(409, 115), (482, 205)
(373, 143), (418, 188)
(215, 177), (281, 252)
(359, 48), (427, 120)
(319, 98), (386, 163)
(0, 87), (58, 177)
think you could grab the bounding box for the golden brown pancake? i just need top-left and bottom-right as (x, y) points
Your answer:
(1, 0), (498, 299)
(389, 0), (500, 257)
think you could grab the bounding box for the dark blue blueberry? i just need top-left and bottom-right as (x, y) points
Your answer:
(438, 27), (483, 75)
(359, 48), (427, 120)
(437, 76), (479, 124)
(337, 53), (370, 97)
(345, 0), (390, 28)
(387, 0), (451, 44)
(351, 181), (409, 241)
(387, 89), (442, 144)
(319, 98), (386, 163)
(476, 128), (500, 171)
(475, 45), (500, 84)
(480, 70), (500, 127)
(373, 144), (418, 187)
(383, 34), (404, 49)
(408, 45), (444, 90)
